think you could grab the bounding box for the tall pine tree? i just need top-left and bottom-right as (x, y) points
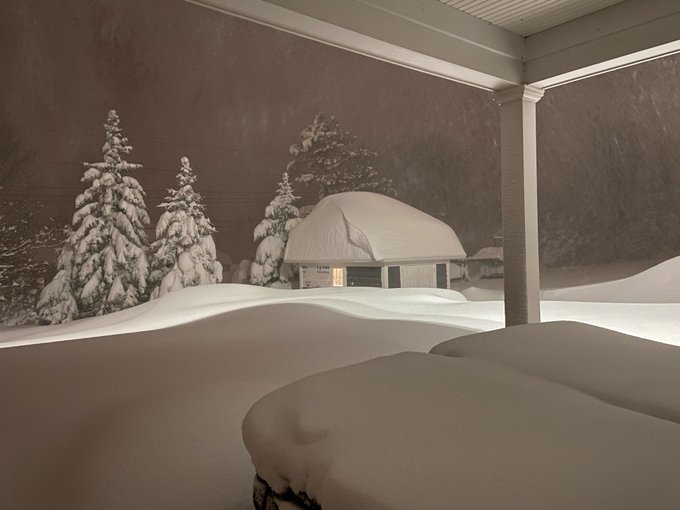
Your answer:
(251, 172), (301, 288)
(37, 110), (150, 323)
(287, 112), (395, 200)
(149, 156), (222, 298)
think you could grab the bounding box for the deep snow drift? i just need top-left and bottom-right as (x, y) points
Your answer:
(6, 253), (680, 348)
(2, 257), (680, 510)
(0, 286), (474, 348)
(3, 281), (679, 349)
(463, 256), (680, 303)
(244, 322), (680, 510)
(0, 296), (469, 510)
(544, 255), (680, 302)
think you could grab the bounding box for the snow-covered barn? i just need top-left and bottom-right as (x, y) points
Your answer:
(284, 192), (466, 289)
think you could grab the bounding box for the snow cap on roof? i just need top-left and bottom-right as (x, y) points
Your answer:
(469, 246), (503, 261)
(284, 192), (466, 263)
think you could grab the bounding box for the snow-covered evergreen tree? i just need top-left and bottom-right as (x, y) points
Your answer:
(149, 156), (222, 299)
(287, 112), (395, 200)
(251, 172), (302, 288)
(35, 245), (78, 324)
(36, 110), (150, 323)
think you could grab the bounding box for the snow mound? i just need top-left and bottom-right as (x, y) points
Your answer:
(0, 285), (474, 348)
(462, 256), (680, 303)
(431, 321), (680, 423)
(6, 283), (680, 347)
(285, 192), (466, 263)
(543, 255), (680, 303)
(0, 296), (470, 510)
(460, 286), (503, 301)
(244, 324), (680, 510)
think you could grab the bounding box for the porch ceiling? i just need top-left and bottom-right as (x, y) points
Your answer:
(440, 0), (627, 37)
(186, 0), (680, 91)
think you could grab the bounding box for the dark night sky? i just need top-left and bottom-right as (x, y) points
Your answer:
(1, 0), (679, 267)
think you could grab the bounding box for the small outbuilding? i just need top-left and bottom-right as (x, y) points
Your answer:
(466, 235), (504, 280)
(284, 192), (466, 289)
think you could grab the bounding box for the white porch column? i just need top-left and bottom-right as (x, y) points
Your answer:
(495, 85), (544, 326)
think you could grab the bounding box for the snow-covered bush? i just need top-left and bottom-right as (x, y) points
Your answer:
(0, 115), (64, 325)
(287, 112), (395, 200)
(36, 110), (150, 323)
(35, 246), (78, 324)
(298, 204), (315, 218)
(149, 156), (222, 299)
(231, 259), (252, 284)
(0, 200), (63, 325)
(251, 172), (301, 288)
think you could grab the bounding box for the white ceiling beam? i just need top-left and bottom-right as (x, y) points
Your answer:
(525, 0), (680, 88)
(186, 0), (524, 91)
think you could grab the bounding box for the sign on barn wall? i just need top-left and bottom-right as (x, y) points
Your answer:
(300, 265), (332, 288)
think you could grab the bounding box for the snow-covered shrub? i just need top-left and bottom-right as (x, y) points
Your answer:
(231, 259), (252, 284)
(35, 246), (78, 324)
(149, 156), (222, 299)
(287, 112), (395, 200)
(0, 115), (65, 325)
(298, 204), (315, 218)
(36, 110), (150, 323)
(251, 172), (301, 288)
(0, 200), (63, 325)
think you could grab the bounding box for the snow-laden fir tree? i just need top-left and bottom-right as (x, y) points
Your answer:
(35, 244), (78, 324)
(287, 112), (395, 200)
(36, 110), (150, 323)
(148, 156), (222, 299)
(251, 172), (302, 288)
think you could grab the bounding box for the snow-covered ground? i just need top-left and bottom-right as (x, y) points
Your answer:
(2, 257), (680, 510)
(0, 287), (477, 510)
(0, 286), (475, 348)
(3, 259), (680, 348)
(244, 322), (680, 510)
(460, 256), (680, 303)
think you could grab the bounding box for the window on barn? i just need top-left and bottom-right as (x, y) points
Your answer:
(331, 267), (344, 287)
(346, 267), (382, 288)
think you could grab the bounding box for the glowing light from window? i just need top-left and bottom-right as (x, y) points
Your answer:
(332, 267), (344, 287)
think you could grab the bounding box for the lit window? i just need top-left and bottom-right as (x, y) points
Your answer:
(332, 267), (344, 287)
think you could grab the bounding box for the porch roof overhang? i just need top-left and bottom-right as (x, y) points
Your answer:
(185, 0), (680, 92)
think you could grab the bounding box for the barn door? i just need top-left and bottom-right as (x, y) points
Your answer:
(436, 263), (448, 289)
(387, 266), (401, 288)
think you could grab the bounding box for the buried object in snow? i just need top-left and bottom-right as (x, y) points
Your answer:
(243, 321), (680, 510)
